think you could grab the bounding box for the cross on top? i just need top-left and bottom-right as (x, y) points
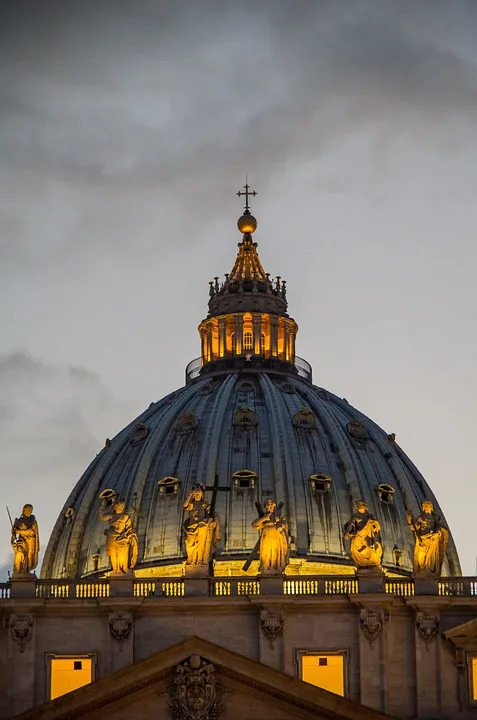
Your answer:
(236, 179), (257, 213)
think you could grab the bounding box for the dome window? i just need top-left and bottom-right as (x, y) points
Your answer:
(158, 476), (180, 496)
(293, 408), (317, 431)
(280, 381), (296, 394)
(377, 483), (395, 504)
(176, 413), (198, 436)
(131, 423), (149, 445)
(233, 469), (257, 490)
(234, 407), (258, 430)
(346, 420), (368, 442)
(243, 331), (253, 351)
(98, 488), (118, 508)
(238, 381), (254, 394)
(309, 474), (333, 493)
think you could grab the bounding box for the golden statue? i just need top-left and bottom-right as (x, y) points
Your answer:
(11, 504), (40, 575)
(251, 498), (289, 574)
(98, 498), (138, 575)
(183, 485), (221, 566)
(406, 499), (449, 575)
(343, 500), (383, 569)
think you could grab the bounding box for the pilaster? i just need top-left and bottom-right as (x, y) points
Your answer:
(7, 612), (35, 716)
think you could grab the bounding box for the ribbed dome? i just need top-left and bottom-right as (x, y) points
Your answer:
(41, 369), (461, 579)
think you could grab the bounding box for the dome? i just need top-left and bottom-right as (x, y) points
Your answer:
(41, 370), (461, 579)
(41, 185), (461, 580)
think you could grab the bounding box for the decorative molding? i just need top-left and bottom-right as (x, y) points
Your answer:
(9, 613), (33, 652)
(234, 407), (258, 431)
(169, 653), (221, 719)
(260, 609), (284, 647)
(360, 608), (387, 644)
(292, 408), (317, 431)
(347, 420), (368, 442)
(130, 423), (149, 445)
(416, 612), (439, 646)
(279, 381), (296, 394)
(109, 611), (133, 643)
(176, 414), (198, 436)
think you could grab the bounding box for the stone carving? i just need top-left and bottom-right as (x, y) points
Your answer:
(176, 413), (198, 436)
(347, 420), (368, 442)
(109, 611), (133, 642)
(9, 614), (33, 652)
(406, 500), (449, 576)
(279, 381), (296, 394)
(98, 497), (138, 575)
(169, 653), (221, 720)
(292, 408), (316, 431)
(260, 609), (284, 646)
(360, 608), (387, 643)
(343, 500), (383, 569)
(198, 383), (214, 396)
(234, 407), (258, 430)
(183, 485), (221, 567)
(252, 498), (289, 575)
(11, 504), (40, 575)
(416, 612), (439, 646)
(131, 423), (149, 445)
(317, 389), (329, 401)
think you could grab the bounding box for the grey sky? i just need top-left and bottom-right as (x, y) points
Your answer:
(1, 0), (476, 578)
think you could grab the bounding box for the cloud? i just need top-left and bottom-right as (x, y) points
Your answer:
(0, 352), (135, 571)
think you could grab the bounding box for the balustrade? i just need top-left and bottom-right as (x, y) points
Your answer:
(1, 575), (476, 600)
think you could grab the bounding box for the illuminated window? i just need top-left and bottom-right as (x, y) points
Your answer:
(471, 657), (477, 702)
(243, 331), (253, 351)
(260, 333), (265, 354)
(299, 652), (345, 696)
(49, 656), (94, 700)
(233, 469), (257, 490)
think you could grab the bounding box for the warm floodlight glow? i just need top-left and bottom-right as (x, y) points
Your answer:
(50, 657), (93, 700)
(301, 654), (345, 696)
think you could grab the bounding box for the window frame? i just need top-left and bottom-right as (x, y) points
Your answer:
(295, 648), (349, 697)
(45, 652), (98, 702)
(468, 654), (477, 707)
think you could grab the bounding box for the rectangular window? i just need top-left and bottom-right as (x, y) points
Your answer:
(299, 653), (345, 696)
(50, 657), (93, 700)
(471, 657), (477, 701)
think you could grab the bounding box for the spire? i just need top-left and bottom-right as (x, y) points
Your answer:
(206, 181), (288, 317)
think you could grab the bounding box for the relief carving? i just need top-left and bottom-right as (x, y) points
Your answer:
(260, 609), (284, 647)
(9, 614), (33, 652)
(109, 611), (132, 642)
(416, 612), (439, 646)
(176, 414), (198, 436)
(169, 653), (221, 720)
(292, 408), (316, 431)
(360, 608), (387, 643)
(131, 423), (149, 445)
(234, 407), (258, 430)
(347, 420), (368, 442)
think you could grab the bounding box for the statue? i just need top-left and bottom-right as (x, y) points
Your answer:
(10, 504), (40, 575)
(406, 499), (449, 575)
(183, 484), (221, 566)
(98, 498), (138, 575)
(251, 498), (289, 574)
(343, 500), (383, 569)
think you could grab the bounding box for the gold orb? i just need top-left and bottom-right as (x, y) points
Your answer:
(237, 214), (257, 234)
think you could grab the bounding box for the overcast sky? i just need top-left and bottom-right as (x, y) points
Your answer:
(1, 0), (476, 580)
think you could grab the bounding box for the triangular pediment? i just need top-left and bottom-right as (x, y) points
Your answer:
(14, 635), (395, 720)
(444, 617), (477, 645)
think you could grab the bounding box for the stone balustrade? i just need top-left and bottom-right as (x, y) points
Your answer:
(1, 575), (477, 600)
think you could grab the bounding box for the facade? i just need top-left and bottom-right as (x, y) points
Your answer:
(1, 188), (476, 720)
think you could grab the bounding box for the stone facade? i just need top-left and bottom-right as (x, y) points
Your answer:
(1, 575), (477, 719)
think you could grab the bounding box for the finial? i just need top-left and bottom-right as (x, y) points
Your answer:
(236, 177), (258, 234)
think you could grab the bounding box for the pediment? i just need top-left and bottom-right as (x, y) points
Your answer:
(444, 617), (477, 645)
(14, 636), (394, 720)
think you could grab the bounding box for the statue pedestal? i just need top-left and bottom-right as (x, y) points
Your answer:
(184, 565), (209, 597)
(109, 572), (135, 597)
(259, 574), (284, 596)
(413, 574), (439, 595)
(356, 568), (385, 593)
(10, 573), (37, 598)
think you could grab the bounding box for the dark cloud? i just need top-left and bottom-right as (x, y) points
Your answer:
(0, 352), (136, 569)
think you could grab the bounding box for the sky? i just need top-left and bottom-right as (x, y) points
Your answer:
(1, 0), (476, 580)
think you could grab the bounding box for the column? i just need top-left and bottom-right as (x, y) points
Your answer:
(270, 316), (278, 357)
(218, 317), (226, 358)
(7, 613), (35, 716)
(252, 314), (261, 355)
(283, 324), (290, 361)
(234, 315), (243, 355)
